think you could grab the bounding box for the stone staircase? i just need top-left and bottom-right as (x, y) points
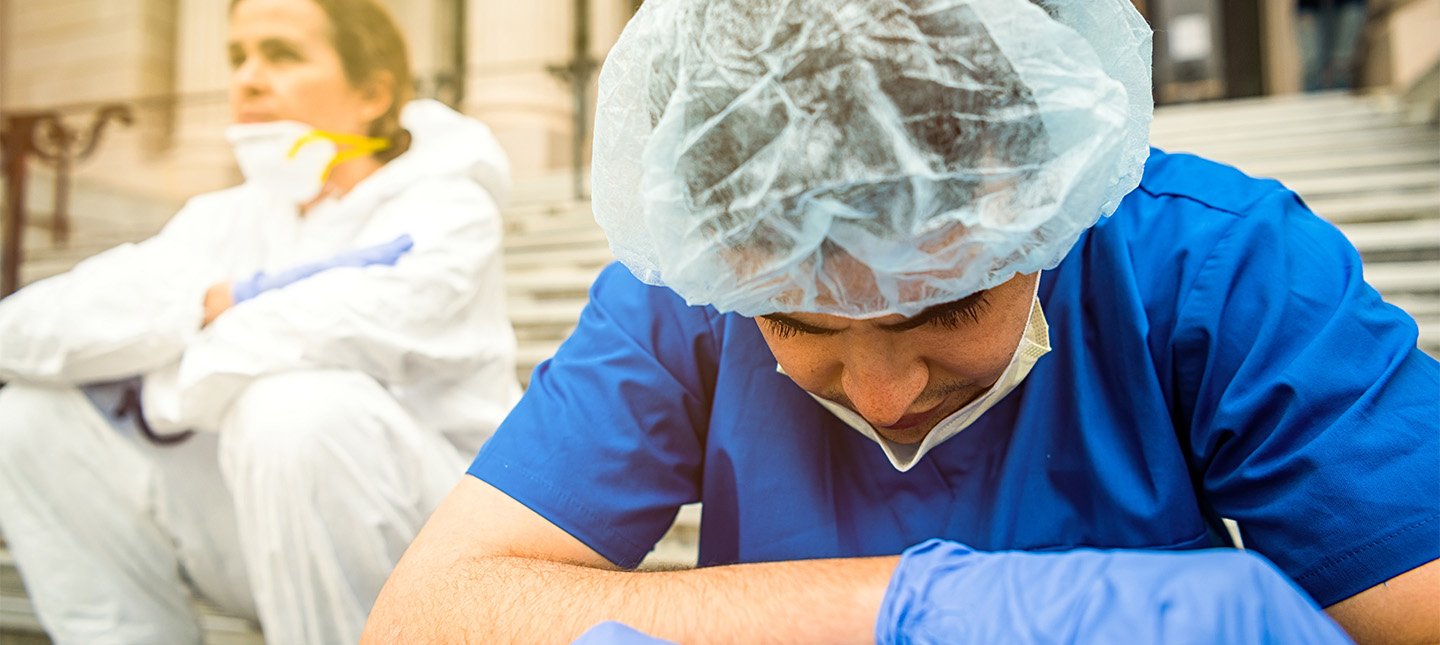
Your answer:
(2, 89), (1437, 642)
(1151, 92), (1440, 353)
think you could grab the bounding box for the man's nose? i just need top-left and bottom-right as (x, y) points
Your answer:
(840, 351), (928, 427)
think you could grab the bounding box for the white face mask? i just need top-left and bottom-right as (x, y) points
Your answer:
(225, 121), (389, 204)
(781, 290), (1051, 472)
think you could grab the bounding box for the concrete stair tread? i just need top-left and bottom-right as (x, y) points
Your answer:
(0, 547), (263, 644)
(1281, 167), (1439, 198)
(505, 268), (603, 296)
(1364, 261), (1440, 293)
(505, 246), (613, 270)
(1149, 90), (1392, 120)
(508, 299), (588, 326)
(1387, 295), (1440, 317)
(1154, 112), (1398, 146)
(1237, 145), (1440, 179)
(502, 202), (595, 223)
(1306, 190), (1440, 223)
(1340, 219), (1440, 253)
(505, 227), (609, 251)
(1162, 126), (1438, 161)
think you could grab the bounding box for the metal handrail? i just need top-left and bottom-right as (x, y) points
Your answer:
(2, 104), (134, 297)
(0, 58), (602, 297)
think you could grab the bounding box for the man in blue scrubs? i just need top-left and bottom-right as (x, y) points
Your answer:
(365, 0), (1438, 641)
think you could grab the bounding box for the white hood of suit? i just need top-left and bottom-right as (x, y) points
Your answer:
(352, 99), (512, 207)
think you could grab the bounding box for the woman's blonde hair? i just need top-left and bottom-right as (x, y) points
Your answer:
(231, 0), (415, 161)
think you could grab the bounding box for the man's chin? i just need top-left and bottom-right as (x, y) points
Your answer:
(873, 388), (983, 445)
(876, 423), (935, 446)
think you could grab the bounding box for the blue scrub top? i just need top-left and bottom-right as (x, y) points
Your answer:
(470, 150), (1439, 607)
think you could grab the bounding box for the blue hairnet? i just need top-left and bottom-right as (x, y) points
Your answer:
(592, 0), (1153, 317)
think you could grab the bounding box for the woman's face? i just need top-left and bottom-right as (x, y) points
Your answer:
(227, 0), (388, 135)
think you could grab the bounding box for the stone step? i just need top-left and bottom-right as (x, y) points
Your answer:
(504, 211), (601, 236)
(510, 300), (588, 343)
(1150, 90), (1387, 121)
(1306, 190), (1440, 224)
(505, 226), (610, 252)
(515, 340), (563, 385)
(506, 245), (614, 271)
(1365, 261), (1440, 294)
(1282, 167), (1440, 199)
(505, 268), (603, 300)
(1388, 295), (1440, 318)
(1155, 111), (1397, 147)
(639, 504), (703, 570)
(508, 174), (589, 205)
(509, 299), (588, 330)
(1342, 218), (1440, 256)
(1158, 125), (1437, 161)
(0, 547), (264, 645)
(1234, 145), (1440, 179)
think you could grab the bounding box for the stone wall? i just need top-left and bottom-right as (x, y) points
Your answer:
(1, 0), (183, 198)
(3, 0), (1436, 208)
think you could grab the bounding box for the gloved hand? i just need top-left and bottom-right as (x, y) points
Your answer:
(570, 621), (676, 645)
(231, 234), (414, 304)
(877, 539), (1353, 645)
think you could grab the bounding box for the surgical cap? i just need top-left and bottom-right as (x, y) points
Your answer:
(591, 0), (1153, 317)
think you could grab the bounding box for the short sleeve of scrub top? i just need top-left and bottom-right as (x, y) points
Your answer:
(1150, 170), (1440, 606)
(468, 264), (717, 567)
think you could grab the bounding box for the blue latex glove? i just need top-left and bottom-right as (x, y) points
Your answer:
(231, 234), (414, 304)
(878, 539), (1353, 644)
(570, 621), (676, 645)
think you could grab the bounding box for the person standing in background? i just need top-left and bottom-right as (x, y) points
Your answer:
(1297, 0), (1370, 90)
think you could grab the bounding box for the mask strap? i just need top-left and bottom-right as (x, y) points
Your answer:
(288, 130), (393, 181)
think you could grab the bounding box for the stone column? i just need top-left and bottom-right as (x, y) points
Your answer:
(167, 0), (238, 197)
(592, 0), (635, 50)
(463, 0), (577, 180)
(0, 0), (12, 109)
(1385, 0), (1440, 88)
(1262, 0), (1302, 95)
(381, 0), (464, 105)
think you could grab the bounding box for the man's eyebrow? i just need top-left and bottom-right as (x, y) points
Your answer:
(759, 291), (991, 334)
(758, 313), (840, 334)
(876, 291), (989, 332)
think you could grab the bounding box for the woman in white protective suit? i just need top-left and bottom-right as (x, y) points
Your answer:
(0, 0), (521, 642)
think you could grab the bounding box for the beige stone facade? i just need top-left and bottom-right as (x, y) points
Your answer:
(0, 0), (633, 206)
(0, 0), (1437, 206)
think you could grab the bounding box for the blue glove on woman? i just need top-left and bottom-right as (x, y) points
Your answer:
(877, 539), (1352, 644)
(231, 234), (414, 304)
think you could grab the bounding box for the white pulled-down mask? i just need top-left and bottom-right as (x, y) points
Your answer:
(781, 288), (1051, 472)
(225, 121), (388, 205)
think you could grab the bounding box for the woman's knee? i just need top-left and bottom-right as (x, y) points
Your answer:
(0, 383), (82, 462)
(220, 370), (396, 469)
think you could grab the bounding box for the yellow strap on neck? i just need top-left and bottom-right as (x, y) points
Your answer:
(287, 130), (392, 180)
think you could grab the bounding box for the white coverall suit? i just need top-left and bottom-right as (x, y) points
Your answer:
(0, 100), (522, 644)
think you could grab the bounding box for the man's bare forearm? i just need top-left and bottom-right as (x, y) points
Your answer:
(365, 553), (899, 643)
